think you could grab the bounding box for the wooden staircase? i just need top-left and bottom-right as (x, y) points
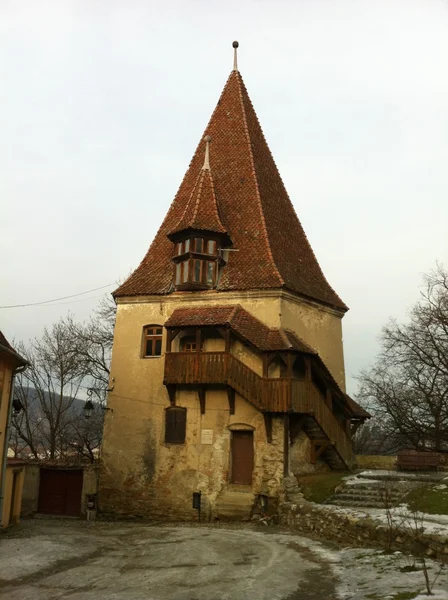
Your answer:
(164, 352), (355, 470)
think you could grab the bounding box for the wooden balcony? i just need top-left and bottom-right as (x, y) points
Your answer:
(164, 352), (354, 468)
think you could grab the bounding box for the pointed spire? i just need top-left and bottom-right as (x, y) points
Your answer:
(202, 135), (211, 171)
(233, 41), (239, 72)
(116, 54), (347, 312)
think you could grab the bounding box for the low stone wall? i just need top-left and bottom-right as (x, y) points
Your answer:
(279, 501), (448, 563)
(356, 455), (397, 470)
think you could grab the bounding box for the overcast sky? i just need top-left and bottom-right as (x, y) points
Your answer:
(2, 0), (448, 394)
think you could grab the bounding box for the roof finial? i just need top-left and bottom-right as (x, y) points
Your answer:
(202, 135), (211, 170)
(233, 41), (239, 72)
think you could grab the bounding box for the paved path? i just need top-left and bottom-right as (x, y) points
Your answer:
(0, 520), (338, 600)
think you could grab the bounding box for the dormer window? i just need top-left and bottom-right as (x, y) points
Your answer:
(173, 235), (220, 290)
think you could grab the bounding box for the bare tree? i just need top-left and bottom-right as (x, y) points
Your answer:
(12, 322), (85, 459)
(11, 295), (116, 462)
(357, 264), (448, 452)
(64, 294), (116, 388)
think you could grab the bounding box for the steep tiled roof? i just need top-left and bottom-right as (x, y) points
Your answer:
(115, 68), (346, 311)
(0, 330), (27, 367)
(168, 166), (227, 238)
(164, 305), (315, 354)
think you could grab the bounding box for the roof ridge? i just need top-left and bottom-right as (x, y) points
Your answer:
(205, 169), (226, 231)
(277, 328), (292, 348)
(235, 71), (284, 288)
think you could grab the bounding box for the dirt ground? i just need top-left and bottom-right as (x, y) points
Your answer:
(0, 519), (338, 600)
(2, 519), (447, 599)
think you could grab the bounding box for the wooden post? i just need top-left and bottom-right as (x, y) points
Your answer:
(166, 385), (176, 406)
(286, 353), (293, 378)
(224, 328), (231, 353)
(196, 328), (202, 352)
(198, 389), (206, 415)
(166, 330), (173, 353)
(304, 357), (312, 382)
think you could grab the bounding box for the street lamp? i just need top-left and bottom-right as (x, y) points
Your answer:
(83, 400), (95, 420)
(83, 387), (113, 420)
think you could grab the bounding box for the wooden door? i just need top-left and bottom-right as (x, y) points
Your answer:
(231, 431), (254, 485)
(38, 469), (83, 517)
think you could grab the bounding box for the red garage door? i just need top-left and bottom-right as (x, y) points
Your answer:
(38, 469), (83, 517)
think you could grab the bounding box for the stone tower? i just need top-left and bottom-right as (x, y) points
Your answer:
(99, 44), (368, 520)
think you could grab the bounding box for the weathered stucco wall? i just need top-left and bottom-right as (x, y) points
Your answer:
(0, 358), (13, 479)
(21, 465), (40, 516)
(290, 431), (330, 475)
(280, 293), (346, 390)
(100, 383), (286, 519)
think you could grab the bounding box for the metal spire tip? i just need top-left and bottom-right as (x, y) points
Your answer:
(233, 41), (239, 71)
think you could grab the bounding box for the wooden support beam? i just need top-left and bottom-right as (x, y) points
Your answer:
(266, 353), (277, 368)
(262, 354), (268, 377)
(351, 420), (362, 437)
(310, 439), (330, 464)
(166, 385), (176, 406)
(289, 415), (306, 444)
(263, 413), (273, 443)
(196, 328), (202, 353)
(326, 388), (333, 411)
(304, 357), (312, 382)
(198, 388), (206, 414)
(286, 353), (294, 378)
(227, 387), (235, 415)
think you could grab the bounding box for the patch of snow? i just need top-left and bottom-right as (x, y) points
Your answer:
(328, 503), (448, 537)
(414, 592), (448, 600)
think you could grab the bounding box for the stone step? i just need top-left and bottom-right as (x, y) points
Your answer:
(325, 498), (392, 508)
(214, 490), (255, 521)
(215, 493), (254, 505)
(335, 494), (403, 503)
(337, 486), (407, 498)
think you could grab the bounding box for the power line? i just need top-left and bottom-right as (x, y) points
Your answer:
(0, 283), (115, 309)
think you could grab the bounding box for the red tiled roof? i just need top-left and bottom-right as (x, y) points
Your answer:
(344, 395), (371, 419)
(0, 330), (27, 366)
(115, 68), (347, 311)
(168, 167), (227, 238)
(164, 305), (315, 353)
(0, 330), (14, 351)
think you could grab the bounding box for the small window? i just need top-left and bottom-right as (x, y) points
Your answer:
(194, 237), (204, 253)
(143, 325), (163, 357)
(206, 261), (215, 284)
(193, 260), (202, 282)
(207, 240), (217, 255)
(184, 238), (190, 252)
(182, 260), (189, 283)
(177, 242), (183, 256)
(175, 263), (182, 285)
(181, 337), (203, 352)
(165, 406), (187, 444)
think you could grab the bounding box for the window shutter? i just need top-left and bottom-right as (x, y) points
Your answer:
(165, 406), (187, 444)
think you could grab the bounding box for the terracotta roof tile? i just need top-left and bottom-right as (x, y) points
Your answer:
(115, 69), (347, 311)
(0, 330), (27, 366)
(169, 166), (227, 238)
(164, 305), (315, 354)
